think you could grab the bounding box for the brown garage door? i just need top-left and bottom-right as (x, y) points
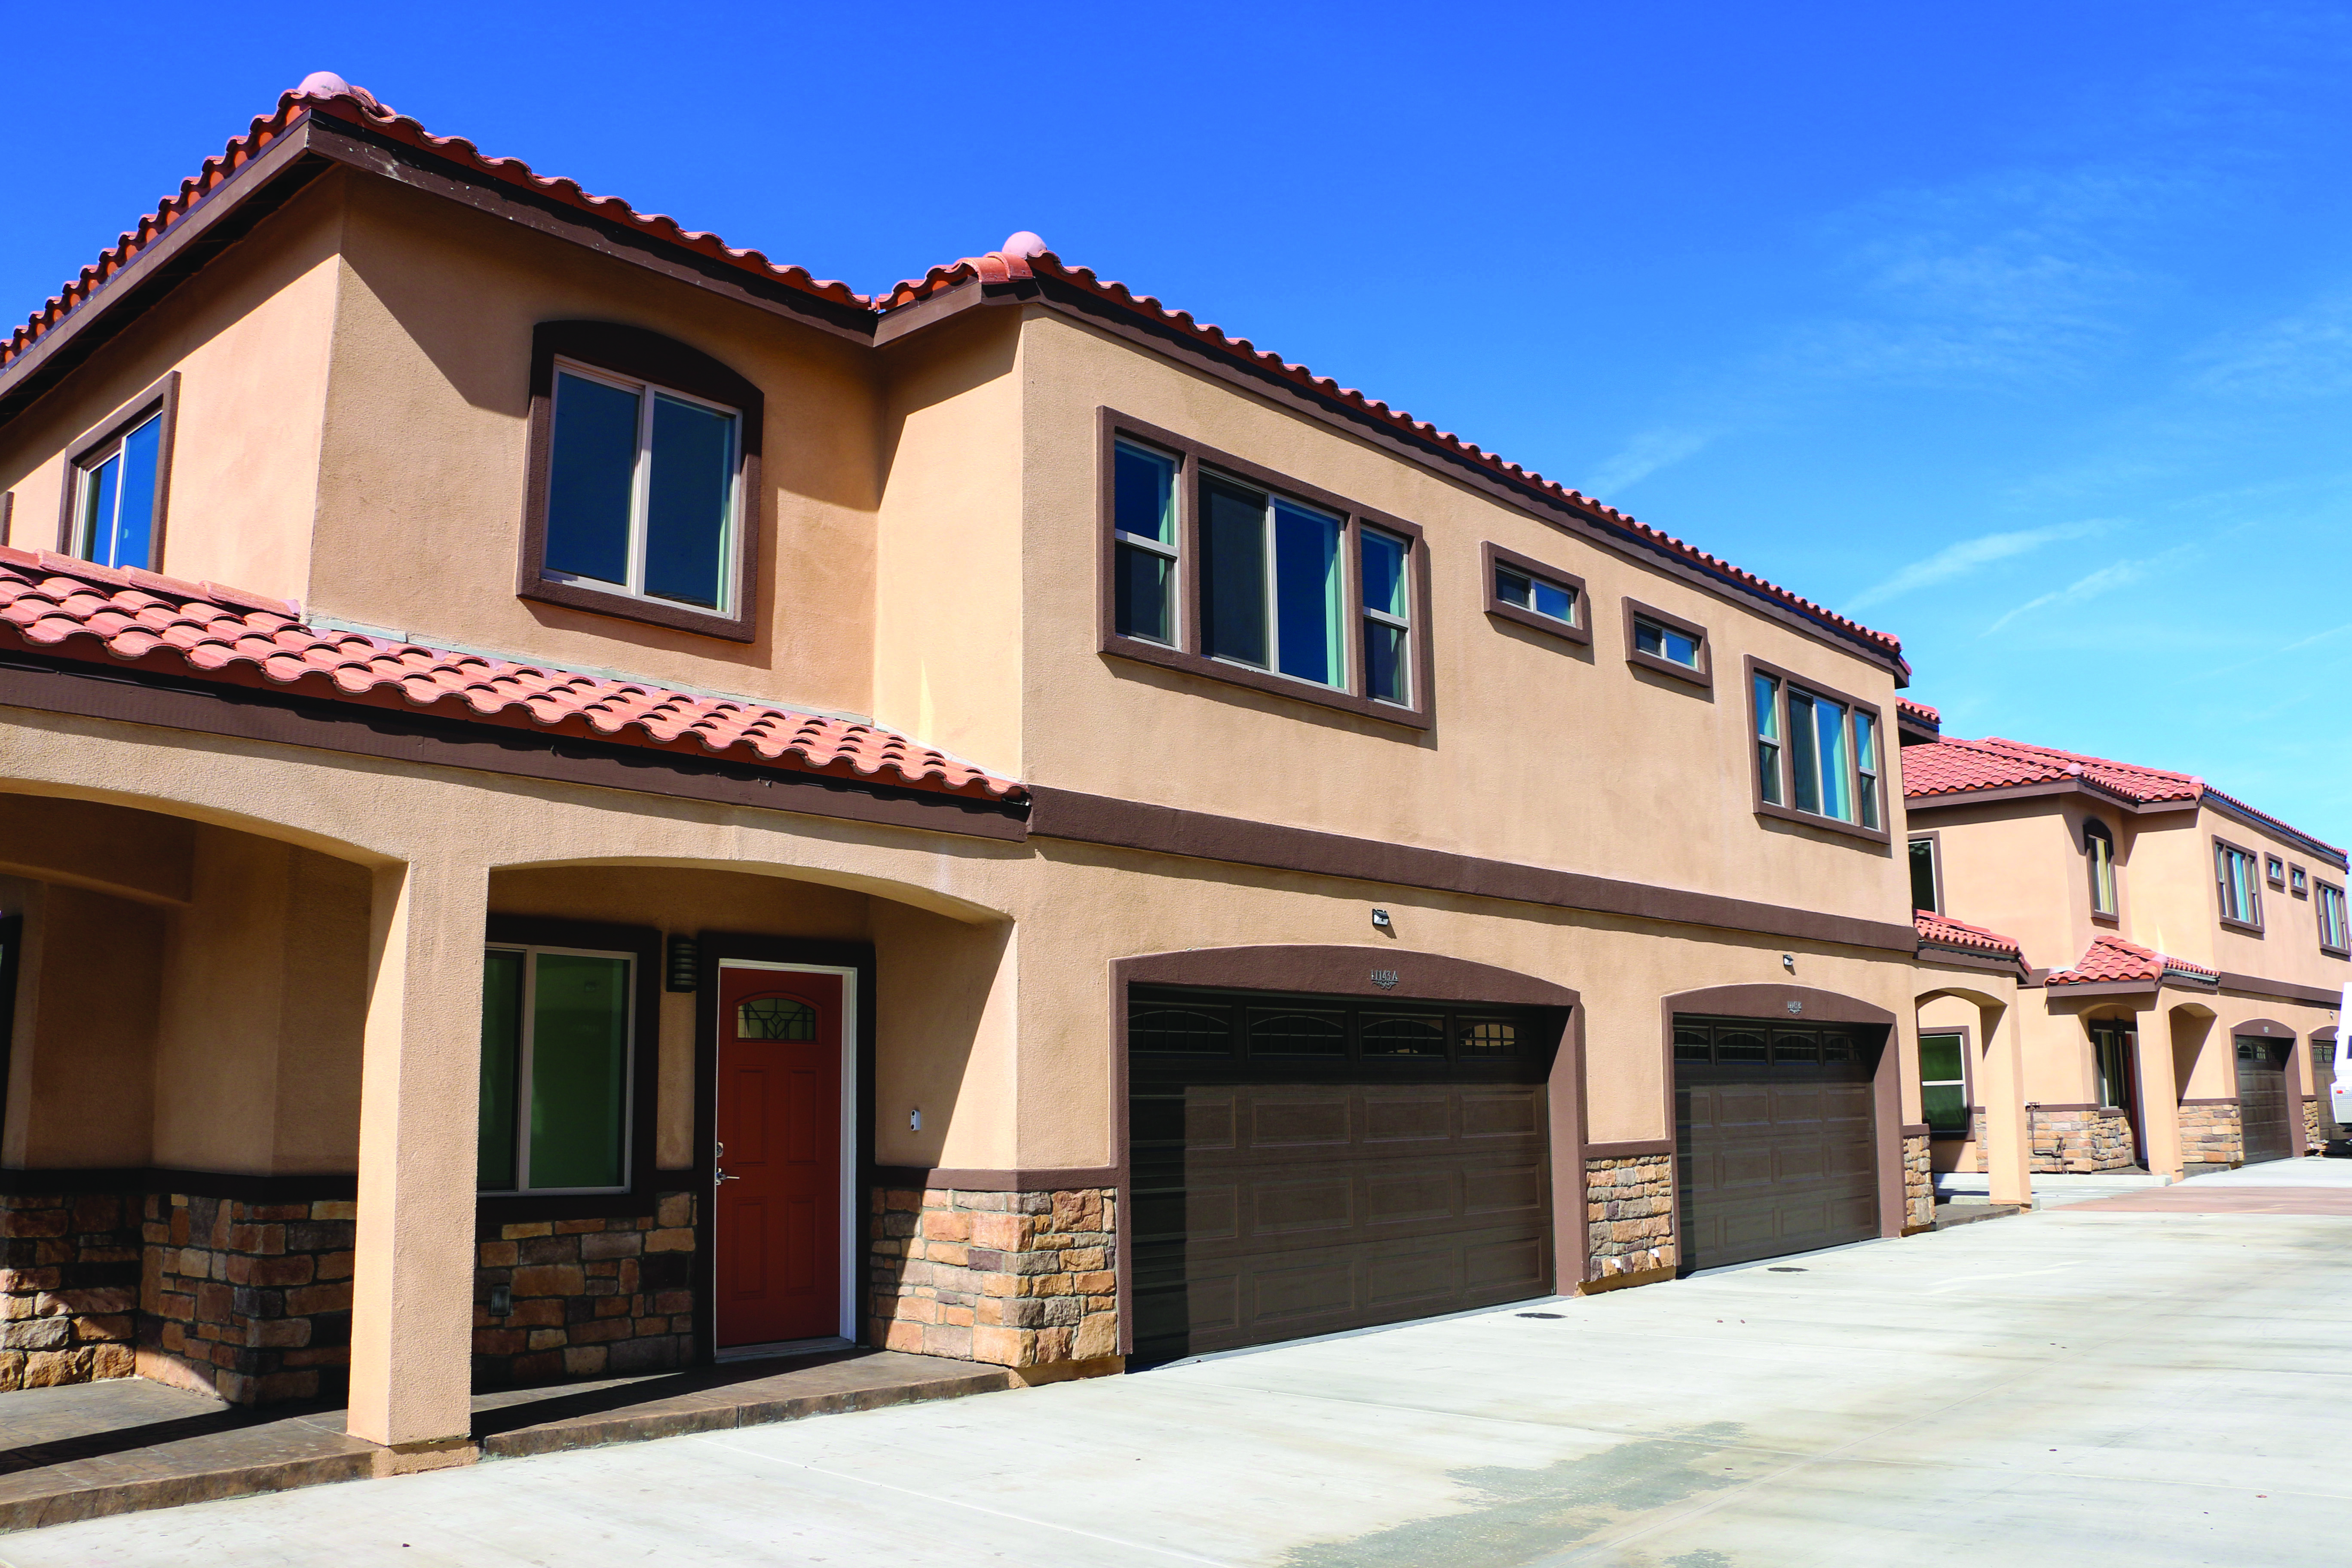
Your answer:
(2236, 1035), (2293, 1164)
(1128, 984), (1562, 1367)
(1675, 1016), (1882, 1270)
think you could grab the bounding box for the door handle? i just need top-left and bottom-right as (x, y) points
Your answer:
(715, 1169), (741, 1185)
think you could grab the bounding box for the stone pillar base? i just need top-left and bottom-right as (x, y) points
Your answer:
(368, 1436), (479, 1477)
(870, 1186), (1118, 1372)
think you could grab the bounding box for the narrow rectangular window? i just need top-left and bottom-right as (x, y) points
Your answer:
(1112, 441), (1179, 644)
(2092, 1023), (2135, 1112)
(1753, 672), (1784, 805)
(71, 409), (164, 571)
(1200, 474), (1270, 669)
(1361, 527), (1411, 705)
(1920, 1032), (1967, 1134)
(1633, 616), (1700, 668)
(1788, 689), (1822, 815)
(478, 944), (634, 1194)
(1909, 836), (1940, 913)
(1496, 565), (1575, 624)
(544, 363), (740, 614)
(1812, 692), (1852, 822)
(1273, 499), (1344, 686)
(1854, 708), (1881, 830)
(2086, 824), (2117, 916)
(2321, 883), (2349, 953)
(2266, 855), (2286, 889)
(2216, 843), (2261, 927)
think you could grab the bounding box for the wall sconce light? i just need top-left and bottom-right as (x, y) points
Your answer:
(1372, 908), (1393, 931)
(666, 935), (700, 993)
(1782, 953), (1795, 973)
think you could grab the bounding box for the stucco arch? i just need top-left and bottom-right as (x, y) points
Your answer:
(487, 853), (1010, 925)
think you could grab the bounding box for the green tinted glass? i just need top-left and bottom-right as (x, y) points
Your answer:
(1919, 1033), (1964, 1082)
(477, 949), (525, 1191)
(528, 953), (631, 1189)
(1922, 1083), (1968, 1133)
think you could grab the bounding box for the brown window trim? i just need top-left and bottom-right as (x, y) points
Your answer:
(1621, 597), (1712, 688)
(1743, 655), (1893, 846)
(2316, 879), (2349, 959)
(2265, 854), (2287, 890)
(53, 370), (180, 567)
(1482, 541), (1591, 648)
(1907, 829), (1942, 914)
(1095, 408), (1435, 732)
(2289, 864), (2309, 899)
(2213, 833), (2265, 936)
(476, 915), (663, 1224)
(0, 490), (12, 547)
(518, 322), (763, 644)
(2083, 818), (2119, 925)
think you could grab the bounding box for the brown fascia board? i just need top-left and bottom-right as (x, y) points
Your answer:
(2201, 793), (2349, 872)
(2043, 980), (2159, 998)
(1906, 779), (2199, 816)
(1027, 785), (1920, 954)
(1916, 943), (2027, 977)
(2214, 971), (2343, 1005)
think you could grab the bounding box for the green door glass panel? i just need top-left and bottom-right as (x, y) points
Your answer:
(529, 953), (631, 1189)
(478, 949), (525, 1191)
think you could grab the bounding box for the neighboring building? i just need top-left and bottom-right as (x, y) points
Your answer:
(0, 77), (1932, 1455)
(1902, 730), (2348, 1182)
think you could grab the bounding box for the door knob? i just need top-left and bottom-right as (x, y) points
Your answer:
(715, 1169), (741, 1185)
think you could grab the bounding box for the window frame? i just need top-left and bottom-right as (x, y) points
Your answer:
(1908, 830), (1942, 914)
(1095, 409), (1434, 731)
(1482, 541), (1591, 648)
(2289, 864), (2308, 899)
(478, 915), (662, 1224)
(1918, 1025), (1972, 1139)
(1743, 656), (1893, 845)
(2212, 836), (2266, 935)
(519, 322), (763, 643)
(2083, 819), (2119, 923)
(2317, 879), (2350, 958)
(2265, 854), (2287, 890)
(55, 371), (180, 572)
(1621, 597), (1712, 688)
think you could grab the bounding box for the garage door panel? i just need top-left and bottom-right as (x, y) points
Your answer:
(1128, 985), (1561, 1365)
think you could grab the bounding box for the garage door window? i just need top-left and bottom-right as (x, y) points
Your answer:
(1134, 989), (1536, 1064)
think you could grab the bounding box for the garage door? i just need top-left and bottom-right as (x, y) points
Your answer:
(1674, 1015), (1882, 1270)
(2236, 1035), (2292, 1164)
(1127, 984), (1562, 1367)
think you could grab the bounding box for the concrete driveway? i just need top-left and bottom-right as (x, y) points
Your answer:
(8, 1157), (2347, 1568)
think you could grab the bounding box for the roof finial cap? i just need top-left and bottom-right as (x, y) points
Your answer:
(294, 71), (351, 97)
(1000, 231), (1047, 258)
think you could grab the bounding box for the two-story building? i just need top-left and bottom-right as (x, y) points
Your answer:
(0, 74), (1931, 1464)
(1901, 720), (2347, 1185)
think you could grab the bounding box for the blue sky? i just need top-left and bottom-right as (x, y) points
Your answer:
(6, 4), (2351, 835)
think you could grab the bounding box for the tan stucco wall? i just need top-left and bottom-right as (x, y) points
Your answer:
(1014, 311), (1915, 927)
(1, 877), (163, 1168)
(0, 183), (342, 599)
(1910, 799), (2080, 970)
(309, 178), (883, 715)
(2129, 805), (2351, 986)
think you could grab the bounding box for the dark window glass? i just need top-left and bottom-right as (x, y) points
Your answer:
(1715, 1028), (1767, 1063)
(1133, 1001), (1235, 1055)
(736, 996), (817, 1041)
(1673, 1025), (1713, 1063)
(1909, 838), (1939, 912)
(1248, 1006), (1347, 1056)
(1114, 442), (1178, 644)
(1361, 527), (1410, 704)
(1458, 1018), (1520, 1057)
(1115, 443), (1177, 544)
(1920, 1031), (1967, 1133)
(1497, 567), (1574, 622)
(72, 409), (163, 572)
(1788, 690), (1822, 815)
(528, 953), (632, 1190)
(1273, 499), (1344, 684)
(1634, 617), (1699, 667)
(478, 949), (525, 1191)
(1361, 1011), (1447, 1056)
(1772, 1031), (1820, 1066)
(1200, 476), (1269, 668)
(1819, 1032), (1856, 1063)
(1754, 674), (1783, 806)
(643, 393), (733, 607)
(545, 371), (640, 586)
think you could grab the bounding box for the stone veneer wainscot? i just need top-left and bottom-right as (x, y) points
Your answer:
(2177, 1102), (2245, 1173)
(0, 1192), (141, 1392)
(2028, 1106), (2136, 1173)
(140, 1192), (355, 1404)
(869, 1185), (1119, 1378)
(471, 1192), (698, 1386)
(1581, 1154), (1675, 1286)
(1902, 1134), (1933, 1232)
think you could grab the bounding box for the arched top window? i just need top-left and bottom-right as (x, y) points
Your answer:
(2084, 820), (2118, 918)
(736, 995), (817, 1041)
(519, 321), (764, 643)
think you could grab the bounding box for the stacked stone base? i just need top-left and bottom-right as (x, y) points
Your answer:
(1969, 1109), (1990, 1173)
(1902, 1135), (1933, 1231)
(2029, 1107), (2137, 1172)
(1, 1193), (141, 1392)
(2177, 1102), (2244, 1173)
(140, 1193), (355, 1405)
(870, 1185), (1118, 1375)
(2302, 1097), (2331, 1148)
(472, 1192), (697, 1387)
(1582, 1154), (1675, 1286)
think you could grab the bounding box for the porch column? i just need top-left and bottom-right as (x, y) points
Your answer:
(1977, 1001), (2032, 1207)
(348, 856), (485, 1461)
(2136, 1002), (2184, 1179)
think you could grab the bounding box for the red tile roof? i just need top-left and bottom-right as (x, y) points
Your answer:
(1902, 735), (2344, 864)
(3, 76), (1905, 673)
(2045, 934), (2217, 989)
(1897, 698), (1940, 726)
(1915, 910), (2023, 963)
(0, 548), (1020, 802)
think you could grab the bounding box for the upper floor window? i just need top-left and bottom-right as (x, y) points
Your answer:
(1482, 542), (1590, 649)
(63, 373), (178, 573)
(2318, 881), (2349, 957)
(1623, 598), (1712, 689)
(1748, 659), (1888, 840)
(520, 323), (763, 643)
(2265, 854), (2287, 890)
(479, 943), (636, 1194)
(1098, 411), (1431, 729)
(2214, 839), (2263, 933)
(2084, 821), (2118, 918)
(2291, 865), (2309, 898)
(1497, 564), (1574, 624)
(1908, 833), (1941, 913)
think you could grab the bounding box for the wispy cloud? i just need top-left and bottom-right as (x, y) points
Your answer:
(1584, 428), (1712, 497)
(2193, 619), (2352, 682)
(1846, 520), (2116, 612)
(1981, 543), (2198, 636)
(2190, 289), (2352, 399)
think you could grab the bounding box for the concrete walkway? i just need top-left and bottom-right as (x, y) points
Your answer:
(5, 1157), (2346, 1567)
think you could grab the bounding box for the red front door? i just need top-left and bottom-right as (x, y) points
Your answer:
(715, 965), (843, 1347)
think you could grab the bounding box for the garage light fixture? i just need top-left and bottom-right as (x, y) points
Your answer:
(1372, 908), (1393, 931)
(666, 935), (700, 992)
(1782, 953), (1795, 973)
